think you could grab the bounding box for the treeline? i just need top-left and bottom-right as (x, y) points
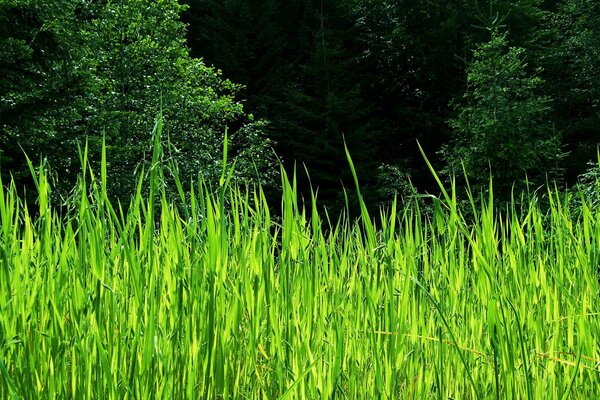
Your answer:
(182, 0), (600, 207)
(2, 0), (600, 213)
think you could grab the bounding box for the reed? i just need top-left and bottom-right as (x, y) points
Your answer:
(1, 117), (599, 398)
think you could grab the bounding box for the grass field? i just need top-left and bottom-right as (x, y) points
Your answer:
(1, 120), (599, 398)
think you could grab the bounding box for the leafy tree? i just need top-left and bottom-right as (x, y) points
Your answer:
(443, 30), (562, 198)
(0, 0), (275, 203)
(540, 0), (600, 181)
(0, 0), (90, 197)
(81, 0), (275, 200)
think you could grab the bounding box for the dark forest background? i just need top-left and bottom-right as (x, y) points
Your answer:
(2, 0), (599, 215)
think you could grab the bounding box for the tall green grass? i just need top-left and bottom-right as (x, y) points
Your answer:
(1, 118), (599, 398)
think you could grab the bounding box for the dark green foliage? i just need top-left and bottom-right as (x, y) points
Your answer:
(443, 30), (562, 197)
(0, 0), (275, 204)
(353, 0), (466, 188)
(540, 0), (600, 182)
(0, 0), (90, 198)
(183, 0), (379, 213)
(4, 0), (600, 213)
(183, 0), (565, 211)
(183, 0), (469, 213)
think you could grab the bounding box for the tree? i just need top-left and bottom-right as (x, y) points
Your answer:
(184, 0), (379, 213)
(0, 0), (275, 203)
(0, 0), (91, 198)
(81, 0), (275, 200)
(540, 0), (600, 182)
(443, 30), (562, 198)
(177, 0), (568, 209)
(353, 0), (466, 193)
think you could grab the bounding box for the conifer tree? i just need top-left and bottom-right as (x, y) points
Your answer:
(184, 0), (372, 210)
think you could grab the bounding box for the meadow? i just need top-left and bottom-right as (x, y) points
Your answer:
(1, 120), (599, 399)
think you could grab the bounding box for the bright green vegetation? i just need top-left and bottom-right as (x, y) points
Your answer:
(1, 121), (600, 399)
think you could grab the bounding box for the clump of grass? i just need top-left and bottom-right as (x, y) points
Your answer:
(1, 117), (599, 399)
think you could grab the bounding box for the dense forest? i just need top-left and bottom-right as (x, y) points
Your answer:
(1, 0), (599, 213)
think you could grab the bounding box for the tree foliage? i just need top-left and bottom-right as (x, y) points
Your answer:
(4, 0), (600, 211)
(0, 0), (275, 203)
(81, 0), (269, 198)
(540, 0), (600, 181)
(183, 0), (468, 211)
(443, 30), (562, 196)
(0, 0), (90, 197)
